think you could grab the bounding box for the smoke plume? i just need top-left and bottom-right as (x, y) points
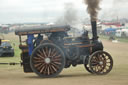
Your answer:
(56, 3), (78, 25)
(84, 0), (101, 21)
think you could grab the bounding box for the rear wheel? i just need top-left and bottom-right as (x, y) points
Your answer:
(89, 51), (113, 75)
(30, 43), (65, 78)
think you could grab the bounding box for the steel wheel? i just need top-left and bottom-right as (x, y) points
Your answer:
(83, 56), (93, 74)
(84, 64), (93, 73)
(89, 51), (113, 75)
(30, 43), (65, 78)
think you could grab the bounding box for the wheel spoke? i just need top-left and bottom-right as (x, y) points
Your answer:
(34, 60), (43, 63)
(44, 64), (49, 75)
(48, 48), (52, 57)
(52, 54), (61, 62)
(33, 56), (42, 60)
(49, 65), (54, 74)
(52, 62), (60, 68)
(34, 63), (42, 68)
(38, 50), (44, 57)
(37, 63), (46, 70)
(51, 65), (57, 72)
(52, 51), (58, 57)
(47, 65), (50, 75)
(97, 53), (101, 61)
(42, 49), (47, 57)
(36, 53), (45, 59)
(53, 62), (61, 65)
(50, 48), (56, 56)
(91, 62), (98, 66)
(40, 65), (46, 73)
(45, 47), (49, 56)
(52, 58), (61, 62)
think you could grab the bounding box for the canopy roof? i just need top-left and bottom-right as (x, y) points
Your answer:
(15, 25), (70, 35)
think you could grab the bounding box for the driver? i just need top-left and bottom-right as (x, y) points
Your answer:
(35, 34), (43, 46)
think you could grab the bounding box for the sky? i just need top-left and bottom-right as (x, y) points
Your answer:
(0, 0), (127, 24)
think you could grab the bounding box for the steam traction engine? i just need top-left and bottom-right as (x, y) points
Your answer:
(15, 21), (113, 78)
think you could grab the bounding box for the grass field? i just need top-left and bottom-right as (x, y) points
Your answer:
(0, 33), (128, 85)
(99, 34), (128, 43)
(0, 33), (20, 63)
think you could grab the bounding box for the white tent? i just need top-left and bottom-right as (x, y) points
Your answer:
(116, 29), (128, 37)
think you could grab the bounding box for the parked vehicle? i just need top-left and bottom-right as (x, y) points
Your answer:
(116, 29), (128, 37)
(0, 40), (14, 57)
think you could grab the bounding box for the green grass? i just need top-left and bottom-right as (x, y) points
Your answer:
(99, 35), (128, 43)
(116, 37), (128, 43)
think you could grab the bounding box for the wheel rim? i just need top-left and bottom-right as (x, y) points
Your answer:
(30, 43), (65, 77)
(84, 64), (93, 73)
(89, 51), (113, 75)
(83, 56), (93, 74)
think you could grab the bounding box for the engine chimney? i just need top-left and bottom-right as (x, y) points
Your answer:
(91, 21), (98, 40)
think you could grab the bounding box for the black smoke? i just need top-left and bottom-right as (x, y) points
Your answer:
(84, 0), (101, 21)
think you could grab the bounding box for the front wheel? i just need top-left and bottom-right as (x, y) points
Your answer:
(84, 64), (93, 73)
(89, 51), (113, 75)
(83, 56), (93, 74)
(30, 43), (65, 78)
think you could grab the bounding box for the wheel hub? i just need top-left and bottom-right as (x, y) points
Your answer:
(44, 58), (51, 64)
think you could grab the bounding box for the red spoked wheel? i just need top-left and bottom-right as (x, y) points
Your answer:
(30, 43), (65, 78)
(89, 51), (113, 75)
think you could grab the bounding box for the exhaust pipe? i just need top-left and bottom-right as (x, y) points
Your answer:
(91, 21), (98, 41)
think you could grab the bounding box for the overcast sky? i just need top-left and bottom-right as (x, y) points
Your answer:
(0, 0), (127, 24)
